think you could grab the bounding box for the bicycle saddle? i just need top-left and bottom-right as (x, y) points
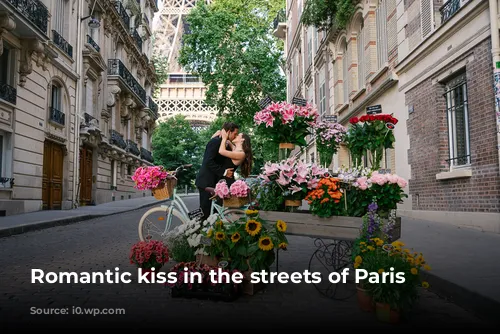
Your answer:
(205, 187), (215, 195)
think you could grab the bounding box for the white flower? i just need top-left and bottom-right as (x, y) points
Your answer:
(194, 248), (208, 256)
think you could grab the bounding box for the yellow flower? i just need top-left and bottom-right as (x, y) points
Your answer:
(207, 228), (213, 237)
(378, 269), (384, 274)
(392, 241), (405, 248)
(354, 262), (360, 268)
(258, 236), (274, 251)
(424, 264), (431, 271)
(276, 220), (287, 232)
(403, 249), (411, 254)
(245, 209), (258, 216)
(355, 256), (362, 264)
(231, 232), (241, 243)
(359, 241), (366, 245)
(411, 268), (418, 275)
(278, 242), (288, 249)
(215, 231), (225, 241)
(375, 239), (383, 247)
(422, 281), (430, 288)
(407, 257), (415, 265)
(367, 246), (375, 251)
(215, 220), (223, 228)
(245, 220), (262, 236)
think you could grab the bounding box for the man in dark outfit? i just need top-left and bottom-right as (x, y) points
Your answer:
(195, 122), (239, 220)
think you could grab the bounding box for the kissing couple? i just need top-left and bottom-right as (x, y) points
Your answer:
(195, 122), (254, 220)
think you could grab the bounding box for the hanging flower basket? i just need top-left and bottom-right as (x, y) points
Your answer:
(152, 178), (177, 200)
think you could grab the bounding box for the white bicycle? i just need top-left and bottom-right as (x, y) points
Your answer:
(138, 164), (247, 242)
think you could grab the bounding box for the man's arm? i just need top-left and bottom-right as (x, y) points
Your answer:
(205, 138), (228, 178)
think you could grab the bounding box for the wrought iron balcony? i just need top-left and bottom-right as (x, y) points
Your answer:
(84, 112), (99, 125)
(0, 177), (14, 188)
(131, 28), (142, 51)
(49, 107), (65, 126)
(148, 96), (158, 118)
(109, 130), (127, 150)
(86, 35), (100, 52)
(0, 83), (17, 104)
(52, 30), (73, 58)
(126, 140), (140, 156)
(4, 0), (49, 34)
(114, 0), (130, 28)
(440, 0), (469, 24)
(108, 59), (146, 103)
(140, 147), (154, 163)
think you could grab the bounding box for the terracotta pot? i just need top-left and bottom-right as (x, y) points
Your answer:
(375, 302), (400, 323)
(356, 285), (374, 312)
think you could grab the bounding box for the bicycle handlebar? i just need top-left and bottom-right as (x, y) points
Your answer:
(173, 164), (193, 175)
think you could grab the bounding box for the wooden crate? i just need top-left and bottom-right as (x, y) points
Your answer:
(259, 211), (401, 242)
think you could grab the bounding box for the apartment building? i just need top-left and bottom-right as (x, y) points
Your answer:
(278, 0), (500, 230)
(0, 0), (159, 216)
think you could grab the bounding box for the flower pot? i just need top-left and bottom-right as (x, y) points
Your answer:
(279, 143), (295, 149)
(284, 199), (301, 207)
(356, 285), (374, 312)
(375, 302), (400, 323)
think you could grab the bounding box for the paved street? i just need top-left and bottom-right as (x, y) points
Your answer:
(0, 197), (495, 330)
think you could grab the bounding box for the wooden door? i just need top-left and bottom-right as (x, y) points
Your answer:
(42, 140), (64, 210)
(79, 146), (93, 205)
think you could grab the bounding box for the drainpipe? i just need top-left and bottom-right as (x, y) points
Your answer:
(489, 0), (500, 175)
(72, 0), (84, 208)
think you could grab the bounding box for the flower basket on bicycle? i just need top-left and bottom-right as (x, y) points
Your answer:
(215, 179), (250, 208)
(223, 196), (249, 208)
(152, 177), (177, 200)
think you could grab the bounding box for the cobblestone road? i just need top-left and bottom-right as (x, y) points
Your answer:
(0, 198), (495, 330)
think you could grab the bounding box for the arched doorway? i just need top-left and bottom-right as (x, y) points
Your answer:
(42, 140), (64, 210)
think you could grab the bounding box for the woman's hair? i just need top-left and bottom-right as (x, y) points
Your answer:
(240, 133), (253, 178)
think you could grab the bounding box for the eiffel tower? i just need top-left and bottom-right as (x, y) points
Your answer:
(153, 0), (216, 130)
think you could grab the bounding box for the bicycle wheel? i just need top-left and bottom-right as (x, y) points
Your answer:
(138, 206), (188, 242)
(222, 208), (246, 223)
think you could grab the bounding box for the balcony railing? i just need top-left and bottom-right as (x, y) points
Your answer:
(131, 28), (142, 51)
(140, 147), (154, 163)
(108, 59), (146, 103)
(114, 0), (130, 28)
(126, 140), (140, 156)
(440, 0), (468, 24)
(148, 96), (158, 118)
(86, 34), (100, 52)
(5, 0), (49, 34)
(52, 30), (73, 58)
(0, 177), (14, 188)
(0, 83), (17, 104)
(49, 107), (65, 126)
(273, 9), (286, 30)
(109, 130), (127, 150)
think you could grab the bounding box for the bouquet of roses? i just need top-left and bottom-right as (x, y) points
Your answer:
(131, 165), (175, 191)
(214, 179), (250, 199)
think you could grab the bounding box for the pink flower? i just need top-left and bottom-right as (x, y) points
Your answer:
(215, 180), (230, 198)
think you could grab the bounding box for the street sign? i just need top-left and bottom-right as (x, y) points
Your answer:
(188, 208), (204, 221)
(258, 96), (273, 109)
(292, 97), (307, 106)
(324, 115), (338, 122)
(366, 105), (382, 114)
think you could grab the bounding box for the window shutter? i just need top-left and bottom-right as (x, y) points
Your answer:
(421, 0), (433, 38)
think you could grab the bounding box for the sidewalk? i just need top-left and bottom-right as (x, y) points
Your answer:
(0, 193), (198, 238)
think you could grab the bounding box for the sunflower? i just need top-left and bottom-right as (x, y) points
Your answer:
(258, 236), (274, 251)
(207, 228), (213, 238)
(276, 220), (287, 232)
(231, 232), (241, 243)
(278, 242), (288, 250)
(245, 219), (262, 236)
(245, 209), (259, 216)
(215, 231), (225, 241)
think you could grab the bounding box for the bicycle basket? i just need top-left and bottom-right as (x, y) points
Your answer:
(152, 178), (177, 200)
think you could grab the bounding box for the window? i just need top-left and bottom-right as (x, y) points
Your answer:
(319, 68), (326, 115)
(314, 29), (318, 52)
(307, 27), (312, 67)
(421, 0), (434, 39)
(310, 152), (315, 164)
(50, 84), (65, 126)
(51, 85), (62, 111)
(53, 0), (68, 36)
(444, 72), (470, 167)
(0, 130), (13, 183)
(357, 20), (365, 90)
(307, 85), (314, 104)
(0, 44), (16, 104)
(85, 79), (95, 115)
(376, 0), (388, 69)
(342, 41), (349, 104)
(142, 129), (148, 150)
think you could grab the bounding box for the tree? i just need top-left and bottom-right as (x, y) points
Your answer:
(151, 33), (169, 98)
(301, 0), (357, 31)
(178, 0), (286, 126)
(152, 115), (203, 188)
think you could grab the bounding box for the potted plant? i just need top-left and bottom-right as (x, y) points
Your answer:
(131, 165), (176, 200)
(305, 177), (345, 218)
(129, 240), (170, 281)
(253, 101), (318, 149)
(355, 238), (431, 323)
(314, 121), (347, 169)
(214, 179), (250, 208)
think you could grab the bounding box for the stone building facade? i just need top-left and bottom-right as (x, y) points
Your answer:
(281, 0), (500, 230)
(0, 0), (159, 216)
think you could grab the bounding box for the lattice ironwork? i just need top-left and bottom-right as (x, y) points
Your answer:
(157, 98), (217, 125)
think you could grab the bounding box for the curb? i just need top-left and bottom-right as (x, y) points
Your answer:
(426, 271), (500, 326)
(0, 198), (175, 239)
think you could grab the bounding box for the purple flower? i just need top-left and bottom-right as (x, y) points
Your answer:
(368, 202), (378, 212)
